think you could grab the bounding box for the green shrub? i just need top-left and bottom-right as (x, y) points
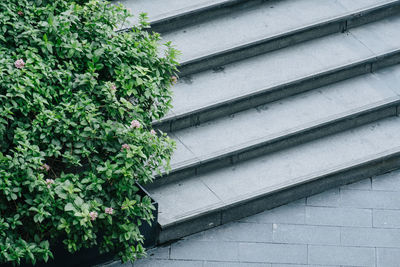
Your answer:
(0, 0), (178, 265)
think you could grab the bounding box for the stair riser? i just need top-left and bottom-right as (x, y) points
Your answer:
(155, 50), (400, 132)
(115, 0), (265, 35)
(347, 1), (400, 29)
(158, 149), (400, 243)
(150, 0), (267, 33)
(178, 1), (400, 77)
(178, 21), (343, 77)
(149, 101), (400, 189)
(373, 49), (400, 71)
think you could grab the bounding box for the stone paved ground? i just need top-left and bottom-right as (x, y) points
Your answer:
(105, 170), (400, 267)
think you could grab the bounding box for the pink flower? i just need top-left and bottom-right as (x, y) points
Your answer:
(40, 164), (50, 172)
(121, 144), (130, 151)
(110, 83), (116, 91)
(45, 179), (54, 188)
(150, 129), (156, 135)
(14, 59), (25, 69)
(89, 211), (98, 221)
(105, 207), (114, 215)
(171, 76), (178, 84)
(129, 119), (141, 129)
(17, 11), (23, 16)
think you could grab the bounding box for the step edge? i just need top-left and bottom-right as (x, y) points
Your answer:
(176, 0), (400, 76)
(153, 48), (400, 131)
(158, 146), (400, 241)
(178, 0), (400, 68)
(177, 97), (400, 168)
(149, 0), (263, 32)
(117, 0), (266, 33)
(150, 97), (400, 187)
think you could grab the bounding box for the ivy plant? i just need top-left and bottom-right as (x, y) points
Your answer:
(0, 0), (178, 265)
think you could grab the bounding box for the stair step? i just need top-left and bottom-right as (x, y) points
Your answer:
(117, 0), (400, 249)
(155, 16), (400, 132)
(149, 66), (400, 188)
(151, 116), (400, 243)
(116, 0), (264, 33)
(162, 0), (400, 76)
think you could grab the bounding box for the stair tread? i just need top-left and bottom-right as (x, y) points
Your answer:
(166, 16), (400, 119)
(374, 63), (400, 95)
(117, 0), (400, 242)
(151, 116), (400, 227)
(162, 0), (393, 63)
(115, 0), (229, 28)
(168, 66), (400, 169)
(350, 15), (400, 55)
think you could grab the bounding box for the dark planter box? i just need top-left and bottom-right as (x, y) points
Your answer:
(8, 183), (159, 267)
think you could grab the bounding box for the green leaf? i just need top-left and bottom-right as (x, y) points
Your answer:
(0, 0), (178, 263)
(74, 197), (83, 207)
(94, 48), (104, 58)
(65, 203), (75, 212)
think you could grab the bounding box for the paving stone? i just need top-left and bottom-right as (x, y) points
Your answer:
(146, 246), (170, 260)
(133, 175), (400, 266)
(169, 135), (198, 168)
(305, 206), (372, 227)
(349, 16), (400, 55)
(375, 64), (400, 96)
(340, 189), (400, 209)
(102, 261), (133, 267)
(150, 178), (222, 226)
(272, 224), (340, 245)
(133, 259), (203, 267)
(204, 262), (271, 267)
(372, 170), (400, 191)
(341, 227), (400, 248)
(237, 243), (307, 264)
(373, 209), (400, 228)
(186, 222), (273, 243)
(340, 178), (372, 190)
(308, 245), (375, 266)
(377, 248), (400, 267)
(275, 266), (332, 267)
(306, 189), (341, 207)
(240, 201), (306, 224)
(170, 240), (238, 261)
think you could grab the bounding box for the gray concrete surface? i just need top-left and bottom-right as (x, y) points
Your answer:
(111, 0), (400, 264)
(169, 1), (400, 77)
(167, 66), (400, 171)
(156, 47), (400, 132)
(152, 116), (400, 227)
(115, 0), (268, 34)
(104, 169), (400, 266)
(168, 15), (400, 119)
(160, 0), (393, 62)
(115, 0), (228, 23)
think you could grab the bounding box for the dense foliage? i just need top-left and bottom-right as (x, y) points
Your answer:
(0, 0), (178, 265)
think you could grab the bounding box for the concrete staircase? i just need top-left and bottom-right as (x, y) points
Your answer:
(119, 0), (400, 244)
